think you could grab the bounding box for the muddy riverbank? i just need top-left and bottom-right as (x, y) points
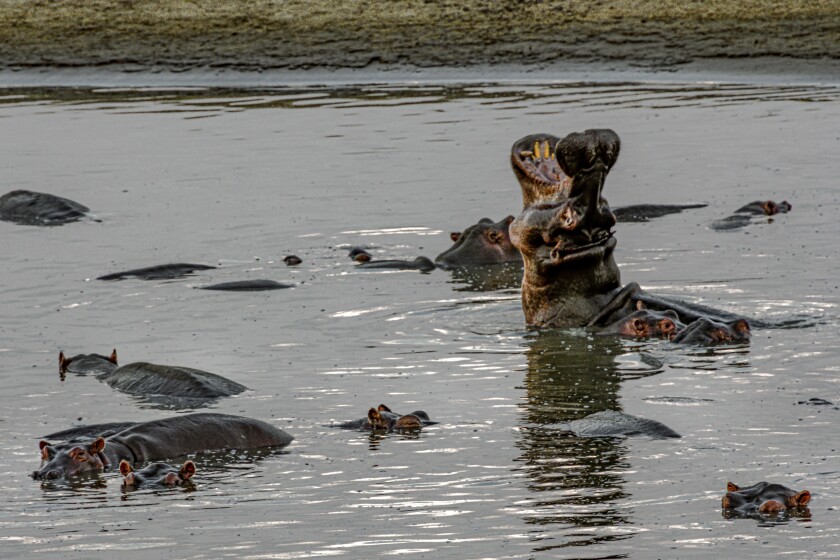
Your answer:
(2, 0), (839, 73)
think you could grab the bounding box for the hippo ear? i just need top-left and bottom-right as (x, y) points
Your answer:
(59, 352), (69, 373)
(664, 310), (679, 320)
(377, 404), (392, 413)
(181, 460), (196, 480)
(109, 349), (118, 365)
(793, 490), (811, 506)
(635, 300), (647, 311)
(727, 482), (740, 492)
(39, 440), (51, 451)
(368, 408), (379, 421)
(119, 460), (133, 476)
(89, 437), (106, 454)
(762, 200), (778, 215)
(450, 232), (461, 242)
(732, 319), (750, 336)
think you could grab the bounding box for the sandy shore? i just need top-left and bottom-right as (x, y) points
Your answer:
(1, 0), (839, 76)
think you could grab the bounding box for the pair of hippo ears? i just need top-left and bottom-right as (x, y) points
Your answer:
(119, 459), (196, 480)
(58, 349), (118, 373)
(726, 482), (811, 506)
(553, 129), (621, 178)
(39, 436), (105, 456)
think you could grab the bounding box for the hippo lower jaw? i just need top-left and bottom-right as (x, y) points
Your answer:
(549, 234), (615, 266)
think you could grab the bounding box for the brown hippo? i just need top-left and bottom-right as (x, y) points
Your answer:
(120, 459), (196, 488)
(0, 189), (92, 226)
(334, 404), (435, 431)
(721, 481), (811, 517)
(33, 413), (293, 480)
(509, 129), (754, 330)
(435, 216), (519, 268)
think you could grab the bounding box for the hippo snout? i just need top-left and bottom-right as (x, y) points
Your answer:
(32, 469), (61, 480)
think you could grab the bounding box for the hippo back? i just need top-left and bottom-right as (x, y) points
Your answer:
(110, 413), (293, 462)
(99, 362), (247, 399)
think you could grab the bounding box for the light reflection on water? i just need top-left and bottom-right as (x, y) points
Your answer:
(0, 81), (838, 558)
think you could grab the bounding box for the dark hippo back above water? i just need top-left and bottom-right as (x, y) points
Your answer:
(97, 263), (217, 281)
(98, 362), (248, 402)
(0, 189), (92, 226)
(33, 413), (294, 479)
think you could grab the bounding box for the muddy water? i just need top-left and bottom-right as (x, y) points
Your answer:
(0, 82), (839, 559)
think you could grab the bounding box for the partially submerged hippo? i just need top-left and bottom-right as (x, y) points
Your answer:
(435, 216), (519, 268)
(98, 362), (247, 402)
(199, 279), (293, 291)
(0, 189), (92, 226)
(509, 129), (752, 330)
(554, 410), (680, 439)
(611, 203), (708, 223)
(97, 263), (216, 281)
(59, 349), (118, 377)
(711, 199), (792, 231)
(721, 481), (811, 518)
(120, 459), (195, 488)
(335, 404), (436, 432)
(33, 413), (293, 480)
(357, 256), (436, 272)
(597, 302), (681, 340)
(672, 317), (750, 344)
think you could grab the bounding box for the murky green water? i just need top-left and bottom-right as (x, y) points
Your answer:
(1, 82), (839, 559)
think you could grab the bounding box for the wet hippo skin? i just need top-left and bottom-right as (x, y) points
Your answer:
(97, 263), (216, 281)
(33, 413), (293, 480)
(199, 279), (293, 291)
(509, 129), (753, 330)
(555, 410), (680, 439)
(435, 216), (520, 268)
(59, 349), (118, 377)
(120, 459), (196, 488)
(721, 481), (810, 517)
(334, 404), (436, 431)
(98, 362), (247, 400)
(0, 189), (91, 226)
(357, 256), (436, 272)
(597, 301), (682, 340)
(711, 199), (792, 231)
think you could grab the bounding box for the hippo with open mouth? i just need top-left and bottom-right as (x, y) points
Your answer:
(509, 129), (752, 332)
(32, 413), (293, 480)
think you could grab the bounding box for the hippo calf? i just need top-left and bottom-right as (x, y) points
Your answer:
(335, 404), (436, 432)
(120, 459), (195, 488)
(97, 263), (216, 281)
(0, 189), (92, 226)
(722, 481), (811, 517)
(33, 413), (293, 480)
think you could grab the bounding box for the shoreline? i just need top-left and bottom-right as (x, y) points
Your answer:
(1, 1), (839, 87)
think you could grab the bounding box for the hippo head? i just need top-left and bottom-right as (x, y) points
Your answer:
(601, 302), (683, 339)
(722, 481), (810, 517)
(435, 216), (520, 268)
(32, 437), (107, 480)
(738, 200), (793, 216)
(367, 404), (425, 431)
(672, 317), (751, 345)
(120, 459), (196, 488)
(58, 349), (118, 378)
(510, 129), (622, 327)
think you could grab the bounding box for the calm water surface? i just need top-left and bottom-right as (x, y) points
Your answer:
(1, 82), (839, 559)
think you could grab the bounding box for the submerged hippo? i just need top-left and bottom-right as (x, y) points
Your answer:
(611, 203), (708, 223)
(554, 410), (680, 439)
(335, 404), (436, 431)
(357, 256), (436, 272)
(597, 302), (681, 340)
(721, 481), (811, 517)
(59, 349), (118, 377)
(508, 129), (752, 330)
(0, 189), (92, 226)
(97, 263), (216, 281)
(120, 459), (195, 488)
(672, 317), (750, 344)
(199, 279), (293, 291)
(33, 413), (293, 480)
(435, 216), (519, 268)
(711, 199), (792, 231)
(98, 362), (247, 401)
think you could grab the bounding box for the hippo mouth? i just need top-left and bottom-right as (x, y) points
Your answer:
(549, 232), (615, 265)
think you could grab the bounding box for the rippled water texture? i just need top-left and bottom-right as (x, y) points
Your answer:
(1, 82), (839, 558)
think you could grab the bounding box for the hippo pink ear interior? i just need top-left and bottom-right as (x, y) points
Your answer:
(119, 460), (133, 476)
(39, 440), (51, 451)
(377, 404), (392, 413)
(733, 319), (750, 335)
(181, 460), (196, 480)
(635, 300), (647, 311)
(794, 490), (811, 506)
(89, 437), (106, 454)
(727, 482), (740, 492)
(450, 232), (461, 242)
(109, 349), (118, 365)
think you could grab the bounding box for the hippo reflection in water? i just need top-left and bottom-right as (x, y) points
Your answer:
(335, 404), (436, 432)
(33, 413), (293, 480)
(508, 129), (753, 336)
(721, 481), (811, 518)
